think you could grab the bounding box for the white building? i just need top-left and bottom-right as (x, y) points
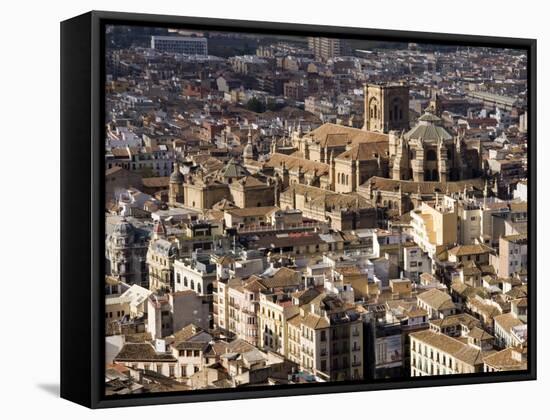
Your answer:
(151, 36), (208, 55)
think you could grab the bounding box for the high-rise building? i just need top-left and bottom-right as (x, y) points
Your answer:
(308, 37), (348, 60)
(151, 36), (208, 55)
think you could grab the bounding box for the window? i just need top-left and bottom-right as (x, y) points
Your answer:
(176, 273), (181, 284)
(321, 331), (326, 341)
(321, 360), (327, 371)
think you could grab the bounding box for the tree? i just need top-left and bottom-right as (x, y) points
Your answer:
(246, 97), (265, 113)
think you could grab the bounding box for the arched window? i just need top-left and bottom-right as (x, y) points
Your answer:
(346, 174), (349, 185)
(426, 149), (437, 161)
(190, 279), (195, 290)
(374, 104), (378, 119)
(197, 283), (202, 294)
(337, 173), (341, 183)
(388, 201), (392, 209)
(184, 277), (188, 287)
(392, 97), (403, 121)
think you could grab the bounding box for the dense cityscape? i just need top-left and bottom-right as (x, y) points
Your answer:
(103, 26), (528, 394)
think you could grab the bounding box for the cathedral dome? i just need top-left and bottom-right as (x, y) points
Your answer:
(221, 158), (250, 178)
(112, 218), (134, 237)
(405, 111), (452, 143)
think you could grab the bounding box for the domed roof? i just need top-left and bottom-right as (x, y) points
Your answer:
(405, 111), (452, 143)
(221, 158), (250, 178)
(170, 162), (184, 183)
(112, 218), (134, 237)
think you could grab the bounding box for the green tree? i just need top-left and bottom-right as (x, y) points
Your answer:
(246, 97), (265, 113)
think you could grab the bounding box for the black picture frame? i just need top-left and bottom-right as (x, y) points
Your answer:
(61, 10), (537, 409)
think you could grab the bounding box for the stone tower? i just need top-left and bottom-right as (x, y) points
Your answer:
(363, 83), (410, 133)
(168, 162), (184, 205)
(243, 127), (256, 163)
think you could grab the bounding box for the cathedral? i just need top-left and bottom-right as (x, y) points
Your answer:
(389, 112), (469, 182)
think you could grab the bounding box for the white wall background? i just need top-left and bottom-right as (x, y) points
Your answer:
(0, 0), (547, 417)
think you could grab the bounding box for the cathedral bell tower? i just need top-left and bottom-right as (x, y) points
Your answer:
(363, 83), (410, 133)
(168, 162), (184, 205)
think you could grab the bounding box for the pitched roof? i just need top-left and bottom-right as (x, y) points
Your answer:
(449, 243), (493, 257)
(362, 176), (485, 194)
(410, 330), (484, 366)
(225, 206), (278, 218)
(263, 152), (329, 177)
(306, 123), (388, 146)
(142, 177), (170, 188)
(417, 288), (455, 311)
(494, 312), (524, 333)
(483, 347), (527, 371)
(335, 141), (389, 162)
(114, 343), (176, 362)
(301, 312), (330, 330)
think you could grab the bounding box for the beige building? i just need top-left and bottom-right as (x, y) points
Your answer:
(147, 221), (179, 292)
(308, 37), (348, 60)
(280, 183), (376, 231)
(286, 295), (364, 381)
(224, 206), (279, 230)
(493, 312), (525, 349)
(416, 289), (456, 320)
(409, 197), (458, 259)
(410, 330), (488, 376)
(224, 277), (267, 345)
(333, 141), (389, 193)
(496, 234), (528, 278)
(447, 243), (493, 265)
(484, 346), (527, 372)
(357, 176), (485, 217)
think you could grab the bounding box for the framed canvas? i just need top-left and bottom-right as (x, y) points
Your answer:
(60, 10), (536, 408)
